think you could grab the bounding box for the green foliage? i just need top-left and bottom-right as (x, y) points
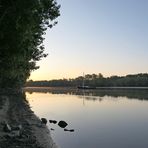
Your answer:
(0, 0), (60, 88)
(26, 73), (148, 87)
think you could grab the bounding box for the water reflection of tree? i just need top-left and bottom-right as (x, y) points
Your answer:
(25, 87), (148, 101)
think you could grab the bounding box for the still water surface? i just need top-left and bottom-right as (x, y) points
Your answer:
(26, 88), (148, 148)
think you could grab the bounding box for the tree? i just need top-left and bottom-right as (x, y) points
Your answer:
(0, 0), (60, 88)
(97, 73), (103, 79)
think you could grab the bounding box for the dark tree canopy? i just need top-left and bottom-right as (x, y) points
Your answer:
(26, 73), (148, 87)
(0, 0), (60, 88)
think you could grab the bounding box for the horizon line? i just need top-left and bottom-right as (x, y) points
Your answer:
(28, 72), (148, 81)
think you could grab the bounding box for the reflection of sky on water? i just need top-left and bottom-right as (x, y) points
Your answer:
(26, 89), (148, 148)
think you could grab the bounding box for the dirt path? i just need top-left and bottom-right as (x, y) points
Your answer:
(0, 92), (57, 148)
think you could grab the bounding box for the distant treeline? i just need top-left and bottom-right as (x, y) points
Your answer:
(26, 73), (148, 87)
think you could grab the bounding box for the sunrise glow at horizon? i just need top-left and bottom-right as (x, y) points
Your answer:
(30, 0), (148, 81)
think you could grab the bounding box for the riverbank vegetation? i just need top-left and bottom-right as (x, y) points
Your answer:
(0, 0), (60, 88)
(26, 73), (148, 87)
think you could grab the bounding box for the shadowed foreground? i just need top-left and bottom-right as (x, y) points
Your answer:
(0, 90), (57, 148)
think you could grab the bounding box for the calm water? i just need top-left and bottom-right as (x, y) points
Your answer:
(26, 88), (148, 148)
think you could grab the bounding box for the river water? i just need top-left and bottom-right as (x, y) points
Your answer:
(26, 87), (148, 148)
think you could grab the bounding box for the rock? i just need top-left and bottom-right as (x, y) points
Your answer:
(64, 129), (75, 132)
(12, 124), (22, 131)
(41, 118), (47, 125)
(52, 120), (57, 124)
(69, 129), (74, 132)
(10, 130), (21, 137)
(58, 121), (68, 128)
(3, 123), (11, 132)
(49, 120), (57, 124)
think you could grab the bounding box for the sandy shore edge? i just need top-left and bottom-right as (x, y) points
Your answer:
(0, 92), (58, 148)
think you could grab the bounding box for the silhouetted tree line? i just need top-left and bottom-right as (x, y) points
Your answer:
(26, 73), (148, 87)
(0, 0), (60, 88)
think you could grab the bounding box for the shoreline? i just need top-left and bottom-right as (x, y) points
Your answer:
(0, 92), (58, 148)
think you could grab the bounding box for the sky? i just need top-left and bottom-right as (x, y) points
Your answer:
(30, 0), (148, 80)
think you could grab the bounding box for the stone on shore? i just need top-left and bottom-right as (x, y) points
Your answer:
(58, 121), (68, 128)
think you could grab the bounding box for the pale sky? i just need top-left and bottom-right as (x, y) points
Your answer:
(30, 0), (148, 80)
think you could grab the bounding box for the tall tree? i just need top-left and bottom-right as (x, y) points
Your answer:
(0, 0), (60, 88)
